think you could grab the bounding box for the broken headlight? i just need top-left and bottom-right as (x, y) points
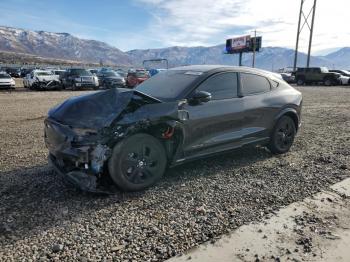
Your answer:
(73, 128), (97, 136)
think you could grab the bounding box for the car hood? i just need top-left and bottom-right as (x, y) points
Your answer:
(47, 88), (182, 130)
(36, 75), (59, 81)
(0, 78), (12, 83)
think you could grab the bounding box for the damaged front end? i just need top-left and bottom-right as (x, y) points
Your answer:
(33, 79), (61, 90)
(44, 88), (187, 193)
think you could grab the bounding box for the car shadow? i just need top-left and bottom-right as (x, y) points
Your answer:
(0, 146), (273, 243)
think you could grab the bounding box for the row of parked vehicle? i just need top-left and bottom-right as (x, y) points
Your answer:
(278, 67), (350, 86)
(18, 67), (153, 90)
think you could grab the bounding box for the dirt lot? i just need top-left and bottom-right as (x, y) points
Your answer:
(0, 86), (349, 261)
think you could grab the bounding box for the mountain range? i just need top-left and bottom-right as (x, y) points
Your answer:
(0, 26), (349, 70)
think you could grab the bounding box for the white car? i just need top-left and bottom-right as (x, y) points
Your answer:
(0, 72), (15, 89)
(338, 75), (350, 85)
(23, 70), (61, 90)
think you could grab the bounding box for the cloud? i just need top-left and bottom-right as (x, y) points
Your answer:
(134, 0), (350, 52)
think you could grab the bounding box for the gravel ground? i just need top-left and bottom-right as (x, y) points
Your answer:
(0, 86), (349, 261)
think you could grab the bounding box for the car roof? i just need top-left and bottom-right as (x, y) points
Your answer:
(33, 69), (52, 73)
(170, 65), (281, 79)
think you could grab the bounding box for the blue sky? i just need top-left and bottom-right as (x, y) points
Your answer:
(0, 0), (348, 53)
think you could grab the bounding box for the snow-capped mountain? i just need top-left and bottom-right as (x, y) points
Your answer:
(0, 26), (131, 65)
(0, 26), (349, 70)
(127, 45), (338, 70)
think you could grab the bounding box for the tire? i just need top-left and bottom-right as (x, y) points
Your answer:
(296, 77), (305, 86)
(72, 83), (78, 91)
(108, 133), (167, 191)
(324, 77), (333, 86)
(268, 116), (296, 154)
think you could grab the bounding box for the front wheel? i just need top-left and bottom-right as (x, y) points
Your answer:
(108, 133), (167, 191)
(268, 116), (296, 154)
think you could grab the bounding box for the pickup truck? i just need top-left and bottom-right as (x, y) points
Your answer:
(61, 68), (99, 90)
(294, 67), (341, 86)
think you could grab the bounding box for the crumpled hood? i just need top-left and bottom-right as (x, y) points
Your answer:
(36, 75), (59, 82)
(48, 88), (135, 129)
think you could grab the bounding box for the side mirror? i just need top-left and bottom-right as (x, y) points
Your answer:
(191, 90), (211, 104)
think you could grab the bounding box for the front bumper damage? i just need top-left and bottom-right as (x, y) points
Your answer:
(44, 88), (188, 193)
(45, 119), (113, 193)
(33, 80), (61, 90)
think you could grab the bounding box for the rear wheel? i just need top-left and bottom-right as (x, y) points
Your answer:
(296, 77), (305, 86)
(268, 116), (296, 154)
(324, 77), (333, 86)
(108, 133), (167, 191)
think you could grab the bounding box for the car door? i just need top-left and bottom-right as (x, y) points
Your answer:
(181, 72), (245, 158)
(239, 72), (275, 144)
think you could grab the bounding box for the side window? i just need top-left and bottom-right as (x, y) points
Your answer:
(196, 72), (238, 100)
(241, 73), (271, 95)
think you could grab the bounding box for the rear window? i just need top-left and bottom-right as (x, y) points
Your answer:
(241, 73), (271, 95)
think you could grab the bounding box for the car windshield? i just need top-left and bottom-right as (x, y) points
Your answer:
(104, 72), (120, 77)
(0, 73), (11, 78)
(135, 70), (199, 101)
(135, 71), (149, 78)
(70, 69), (92, 76)
(36, 71), (53, 76)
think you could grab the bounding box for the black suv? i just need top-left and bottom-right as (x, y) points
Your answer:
(6, 68), (21, 78)
(61, 68), (99, 90)
(294, 67), (341, 86)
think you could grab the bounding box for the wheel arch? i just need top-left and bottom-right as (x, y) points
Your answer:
(274, 108), (300, 132)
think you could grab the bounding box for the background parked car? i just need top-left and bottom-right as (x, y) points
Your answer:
(329, 70), (350, 84)
(61, 68), (99, 90)
(23, 70), (61, 90)
(280, 72), (295, 83)
(0, 72), (15, 89)
(115, 69), (127, 79)
(88, 69), (99, 75)
(6, 68), (21, 78)
(294, 67), (341, 86)
(97, 71), (125, 88)
(126, 69), (150, 88)
(20, 68), (34, 78)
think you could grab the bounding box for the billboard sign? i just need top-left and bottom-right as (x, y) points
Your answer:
(225, 35), (262, 54)
(232, 35), (251, 50)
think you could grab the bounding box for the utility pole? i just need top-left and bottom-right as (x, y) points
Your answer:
(252, 29), (257, 68)
(293, 0), (317, 70)
(307, 0), (317, 67)
(293, 0), (304, 71)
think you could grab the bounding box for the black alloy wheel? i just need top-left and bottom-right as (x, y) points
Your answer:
(268, 116), (296, 154)
(108, 133), (167, 191)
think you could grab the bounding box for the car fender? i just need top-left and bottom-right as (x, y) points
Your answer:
(273, 107), (300, 130)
